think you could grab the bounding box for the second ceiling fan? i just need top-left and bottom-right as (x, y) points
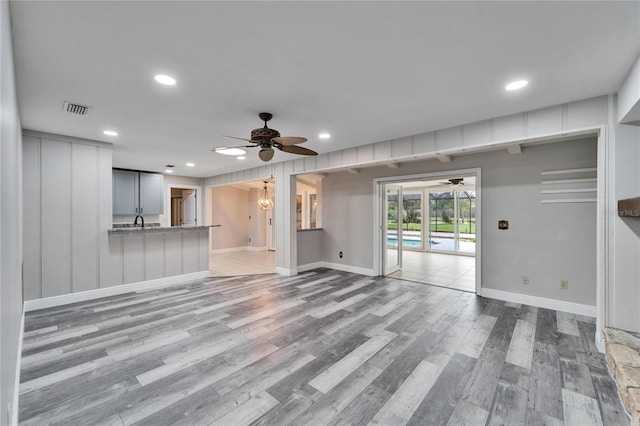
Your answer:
(216, 112), (318, 162)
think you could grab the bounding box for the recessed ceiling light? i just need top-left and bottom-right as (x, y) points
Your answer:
(165, 169), (174, 173)
(155, 74), (176, 86)
(318, 133), (331, 139)
(103, 130), (118, 136)
(215, 147), (247, 156)
(237, 156), (246, 160)
(505, 80), (528, 91)
(186, 162), (195, 167)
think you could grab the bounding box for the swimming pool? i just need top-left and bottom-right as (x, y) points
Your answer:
(386, 237), (422, 247)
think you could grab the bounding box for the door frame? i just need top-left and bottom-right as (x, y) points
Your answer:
(373, 168), (482, 294)
(166, 184), (201, 226)
(383, 184), (403, 275)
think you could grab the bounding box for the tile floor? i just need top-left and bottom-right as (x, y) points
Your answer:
(210, 250), (276, 276)
(389, 250), (476, 292)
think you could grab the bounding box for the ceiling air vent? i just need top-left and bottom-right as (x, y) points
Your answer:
(63, 101), (92, 116)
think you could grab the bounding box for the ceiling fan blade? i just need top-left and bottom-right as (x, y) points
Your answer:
(278, 145), (318, 156)
(223, 135), (260, 144)
(212, 144), (257, 152)
(258, 148), (275, 162)
(271, 136), (307, 146)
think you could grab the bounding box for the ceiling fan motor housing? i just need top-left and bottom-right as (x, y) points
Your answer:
(251, 127), (281, 141)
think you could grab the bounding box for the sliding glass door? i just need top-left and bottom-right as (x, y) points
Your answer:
(428, 190), (476, 254)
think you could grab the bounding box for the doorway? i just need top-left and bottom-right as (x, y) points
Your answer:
(376, 170), (480, 293)
(168, 186), (199, 226)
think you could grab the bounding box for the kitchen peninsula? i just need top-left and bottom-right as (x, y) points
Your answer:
(106, 224), (219, 286)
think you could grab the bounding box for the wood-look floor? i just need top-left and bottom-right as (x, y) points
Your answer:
(19, 269), (629, 425)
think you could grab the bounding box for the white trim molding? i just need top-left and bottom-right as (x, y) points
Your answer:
(296, 262), (325, 273)
(24, 271), (210, 312)
(297, 261), (375, 277)
(480, 288), (596, 317)
(210, 246), (267, 254)
(12, 312), (25, 426)
(275, 266), (297, 276)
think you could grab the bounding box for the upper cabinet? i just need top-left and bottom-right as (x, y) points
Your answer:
(112, 169), (164, 215)
(139, 172), (164, 215)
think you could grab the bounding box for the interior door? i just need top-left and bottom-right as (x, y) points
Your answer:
(182, 189), (197, 225)
(383, 184), (403, 275)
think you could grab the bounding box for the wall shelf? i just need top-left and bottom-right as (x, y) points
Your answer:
(618, 197), (640, 217)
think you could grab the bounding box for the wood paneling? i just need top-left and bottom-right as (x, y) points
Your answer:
(71, 143), (99, 293)
(40, 139), (72, 297)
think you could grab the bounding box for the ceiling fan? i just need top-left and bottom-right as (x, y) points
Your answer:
(215, 112), (318, 162)
(437, 177), (465, 187)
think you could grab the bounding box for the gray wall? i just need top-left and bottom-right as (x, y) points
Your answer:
(0, 0), (23, 421)
(612, 121), (640, 331)
(320, 138), (598, 306)
(297, 230), (325, 266)
(22, 133), (112, 299)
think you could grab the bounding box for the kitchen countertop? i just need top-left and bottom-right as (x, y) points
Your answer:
(108, 224), (220, 233)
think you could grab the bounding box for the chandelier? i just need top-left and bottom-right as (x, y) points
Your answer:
(258, 181), (273, 211)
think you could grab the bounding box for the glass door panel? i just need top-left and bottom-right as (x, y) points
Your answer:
(458, 190), (476, 254)
(384, 185), (402, 274)
(428, 189), (476, 255)
(402, 191), (423, 250)
(428, 191), (456, 252)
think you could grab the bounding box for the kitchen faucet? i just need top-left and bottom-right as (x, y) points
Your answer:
(134, 214), (144, 228)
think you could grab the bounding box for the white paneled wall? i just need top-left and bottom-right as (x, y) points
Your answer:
(22, 131), (210, 301)
(23, 133), (112, 299)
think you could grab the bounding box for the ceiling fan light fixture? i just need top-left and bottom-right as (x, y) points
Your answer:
(505, 79), (528, 91)
(154, 74), (176, 86)
(258, 181), (273, 211)
(215, 147), (247, 156)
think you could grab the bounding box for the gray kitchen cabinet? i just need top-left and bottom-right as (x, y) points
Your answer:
(112, 169), (163, 215)
(139, 172), (164, 214)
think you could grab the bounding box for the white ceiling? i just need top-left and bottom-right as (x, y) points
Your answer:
(10, 1), (640, 178)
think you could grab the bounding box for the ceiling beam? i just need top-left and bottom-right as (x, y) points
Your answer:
(507, 144), (522, 154)
(386, 162), (400, 169)
(436, 154), (451, 163)
(346, 168), (360, 174)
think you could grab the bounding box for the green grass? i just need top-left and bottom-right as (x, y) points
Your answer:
(387, 219), (476, 233)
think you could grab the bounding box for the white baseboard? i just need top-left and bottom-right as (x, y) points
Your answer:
(297, 262), (325, 273)
(211, 246), (265, 254)
(211, 246), (252, 254)
(24, 271), (210, 312)
(296, 261), (376, 277)
(275, 267), (297, 276)
(480, 288), (596, 317)
(11, 312), (24, 426)
(595, 331), (605, 353)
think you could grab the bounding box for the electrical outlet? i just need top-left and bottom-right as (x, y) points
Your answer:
(522, 275), (529, 285)
(560, 280), (569, 290)
(339, 251), (343, 258)
(248, 237), (251, 243)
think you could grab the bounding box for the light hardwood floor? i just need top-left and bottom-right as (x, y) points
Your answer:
(210, 250), (276, 276)
(19, 270), (628, 425)
(389, 251), (475, 292)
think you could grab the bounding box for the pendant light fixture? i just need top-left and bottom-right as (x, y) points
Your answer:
(258, 181), (273, 211)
